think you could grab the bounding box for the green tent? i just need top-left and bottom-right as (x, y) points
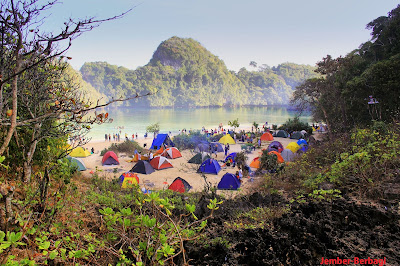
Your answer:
(67, 156), (87, 171)
(188, 153), (210, 164)
(274, 130), (289, 138)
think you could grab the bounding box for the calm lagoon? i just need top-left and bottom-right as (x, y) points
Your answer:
(86, 106), (312, 141)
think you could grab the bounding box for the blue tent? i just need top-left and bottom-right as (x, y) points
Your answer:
(210, 142), (224, 152)
(195, 143), (209, 153)
(217, 173), (241, 190)
(198, 158), (221, 175)
(150, 134), (174, 150)
(297, 139), (308, 146)
(224, 152), (237, 163)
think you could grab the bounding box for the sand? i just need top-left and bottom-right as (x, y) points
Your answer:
(79, 132), (295, 195)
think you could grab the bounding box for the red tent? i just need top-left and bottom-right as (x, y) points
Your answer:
(149, 156), (173, 170)
(102, 151), (119, 165)
(162, 147), (182, 159)
(260, 132), (274, 141)
(168, 177), (192, 193)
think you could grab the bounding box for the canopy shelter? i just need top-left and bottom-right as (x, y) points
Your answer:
(150, 134), (174, 150)
(198, 158), (221, 175)
(66, 156), (87, 171)
(273, 130), (289, 138)
(217, 173), (241, 190)
(286, 142), (300, 153)
(281, 149), (295, 162)
(249, 157), (260, 169)
(290, 131), (305, 140)
(260, 132), (274, 141)
(218, 134), (235, 145)
(268, 151), (285, 163)
(188, 153), (210, 164)
(69, 146), (91, 157)
(162, 147), (182, 159)
(149, 156), (173, 170)
(119, 172), (139, 188)
(102, 151), (119, 166)
(224, 152), (237, 163)
(130, 160), (155, 175)
(267, 141), (284, 153)
(168, 177), (192, 193)
(210, 142), (224, 152)
(297, 139), (308, 147)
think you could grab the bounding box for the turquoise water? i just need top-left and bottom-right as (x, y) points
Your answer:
(86, 106), (312, 141)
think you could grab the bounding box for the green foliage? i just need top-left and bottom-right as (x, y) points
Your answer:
(308, 189), (342, 202)
(146, 123), (160, 135)
(100, 139), (143, 156)
(80, 37), (316, 107)
(259, 150), (282, 173)
(172, 131), (208, 150)
(279, 116), (312, 134)
(228, 118), (239, 130)
(225, 206), (289, 229)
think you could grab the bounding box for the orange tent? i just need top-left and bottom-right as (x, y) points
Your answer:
(154, 146), (164, 156)
(260, 132), (274, 141)
(268, 151), (284, 163)
(250, 157), (260, 168)
(162, 147), (182, 159)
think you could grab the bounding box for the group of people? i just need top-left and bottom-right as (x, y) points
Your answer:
(104, 132), (140, 142)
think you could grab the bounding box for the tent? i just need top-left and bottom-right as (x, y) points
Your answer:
(290, 131), (305, 140)
(260, 132), (274, 141)
(286, 142), (300, 153)
(69, 147), (91, 157)
(168, 177), (192, 193)
(281, 149), (295, 162)
(149, 156), (173, 170)
(297, 139), (308, 147)
(267, 141), (284, 153)
(211, 142), (224, 152)
(274, 130), (289, 138)
(119, 172), (139, 188)
(224, 152), (237, 163)
(218, 135), (235, 145)
(130, 160), (155, 174)
(102, 151), (119, 166)
(217, 173), (241, 190)
(195, 143), (209, 153)
(66, 156), (87, 171)
(268, 151), (285, 163)
(250, 157), (260, 169)
(188, 153), (210, 164)
(162, 147), (182, 159)
(150, 134), (174, 150)
(198, 158), (221, 175)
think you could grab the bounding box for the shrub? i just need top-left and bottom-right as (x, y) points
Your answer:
(279, 116), (312, 135)
(100, 140), (143, 156)
(173, 131), (208, 150)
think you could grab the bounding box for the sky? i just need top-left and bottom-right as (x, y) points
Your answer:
(43, 0), (400, 72)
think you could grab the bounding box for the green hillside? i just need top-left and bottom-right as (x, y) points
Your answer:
(80, 36), (317, 107)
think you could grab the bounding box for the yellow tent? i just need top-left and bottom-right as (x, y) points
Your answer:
(286, 142), (300, 153)
(219, 134), (235, 145)
(69, 147), (91, 157)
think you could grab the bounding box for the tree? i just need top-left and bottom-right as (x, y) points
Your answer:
(249, 61), (258, 68)
(228, 118), (239, 132)
(0, 0), (132, 157)
(146, 123), (160, 138)
(252, 121), (259, 131)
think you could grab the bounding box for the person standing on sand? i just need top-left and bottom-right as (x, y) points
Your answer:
(108, 134), (111, 142)
(136, 133), (138, 139)
(224, 144), (228, 156)
(105, 134), (108, 142)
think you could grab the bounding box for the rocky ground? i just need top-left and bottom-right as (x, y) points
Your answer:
(184, 193), (400, 265)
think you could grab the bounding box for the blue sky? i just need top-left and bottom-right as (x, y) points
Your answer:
(44, 0), (399, 71)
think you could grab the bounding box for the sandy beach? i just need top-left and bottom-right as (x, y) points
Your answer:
(79, 131), (295, 195)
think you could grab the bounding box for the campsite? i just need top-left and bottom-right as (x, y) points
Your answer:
(1, 1), (400, 265)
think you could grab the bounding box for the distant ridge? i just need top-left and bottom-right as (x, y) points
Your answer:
(80, 36), (317, 107)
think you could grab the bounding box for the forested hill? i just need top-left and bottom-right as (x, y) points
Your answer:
(80, 36), (317, 107)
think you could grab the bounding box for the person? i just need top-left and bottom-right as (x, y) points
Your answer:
(132, 134), (135, 140)
(258, 138), (261, 148)
(227, 143), (230, 153)
(91, 147), (94, 154)
(149, 151), (154, 160)
(136, 133), (138, 139)
(108, 134), (111, 142)
(138, 152), (141, 161)
(125, 133), (128, 140)
(224, 144), (228, 156)
(238, 168), (243, 180)
(105, 134), (108, 142)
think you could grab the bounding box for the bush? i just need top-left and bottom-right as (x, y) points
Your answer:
(173, 131), (208, 150)
(279, 116), (312, 135)
(100, 140), (143, 156)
